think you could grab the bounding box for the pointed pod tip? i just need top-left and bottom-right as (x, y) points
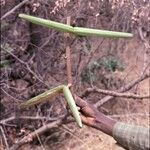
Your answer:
(18, 14), (24, 18)
(128, 33), (134, 37)
(18, 14), (28, 19)
(79, 124), (82, 128)
(78, 121), (83, 128)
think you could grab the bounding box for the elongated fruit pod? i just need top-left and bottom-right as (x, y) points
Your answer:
(19, 85), (82, 128)
(19, 85), (63, 109)
(19, 14), (73, 33)
(63, 86), (82, 127)
(19, 14), (133, 38)
(74, 27), (133, 38)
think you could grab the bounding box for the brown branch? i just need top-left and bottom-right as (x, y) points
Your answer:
(0, 126), (9, 150)
(66, 46), (72, 85)
(65, 16), (73, 86)
(9, 119), (63, 150)
(1, 0), (29, 20)
(0, 115), (65, 126)
(94, 72), (150, 108)
(81, 87), (150, 99)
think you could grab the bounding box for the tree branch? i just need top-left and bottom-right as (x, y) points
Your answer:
(81, 86), (150, 99)
(93, 72), (150, 108)
(65, 16), (72, 86)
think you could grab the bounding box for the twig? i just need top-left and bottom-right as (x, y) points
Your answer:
(0, 116), (16, 125)
(78, 39), (105, 77)
(0, 126), (9, 150)
(1, 88), (21, 102)
(138, 27), (150, 74)
(81, 87), (150, 99)
(66, 46), (72, 85)
(2, 47), (49, 87)
(0, 115), (65, 125)
(1, 0), (29, 20)
(94, 72), (150, 107)
(9, 119), (63, 150)
(65, 16), (73, 86)
(33, 127), (46, 150)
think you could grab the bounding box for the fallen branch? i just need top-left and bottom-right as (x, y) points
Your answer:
(94, 72), (150, 108)
(81, 87), (150, 99)
(1, 0), (29, 20)
(9, 119), (63, 150)
(0, 115), (64, 126)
